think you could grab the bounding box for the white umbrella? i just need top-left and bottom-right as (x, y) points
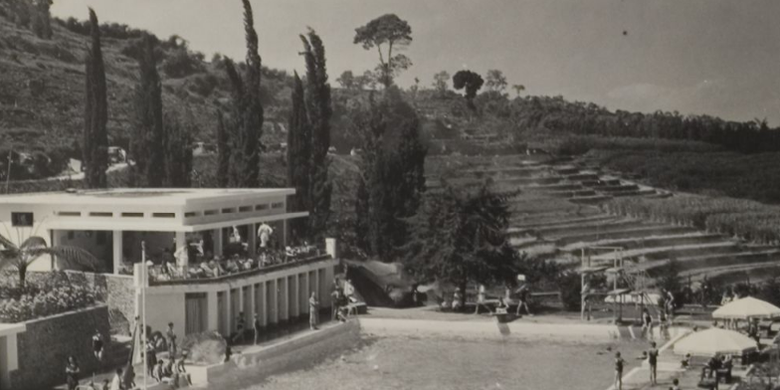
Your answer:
(713, 296), (780, 320)
(673, 327), (757, 356)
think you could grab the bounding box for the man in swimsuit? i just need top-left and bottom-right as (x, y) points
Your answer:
(92, 329), (104, 362)
(648, 341), (659, 385)
(614, 352), (625, 390)
(515, 284), (532, 316)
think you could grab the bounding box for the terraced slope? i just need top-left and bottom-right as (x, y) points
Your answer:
(429, 154), (780, 287)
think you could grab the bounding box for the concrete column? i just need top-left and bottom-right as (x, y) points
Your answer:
(236, 287), (244, 331)
(269, 279), (278, 324)
(213, 228), (223, 256)
(247, 284), (256, 323)
(282, 220), (288, 246)
(112, 230), (123, 274)
(175, 231), (187, 270)
(225, 288), (232, 335)
(247, 223), (256, 258)
(50, 230), (59, 270)
(279, 277), (288, 322)
(255, 282), (266, 327)
(207, 292), (218, 331)
(302, 272), (310, 316)
(290, 274), (299, 318)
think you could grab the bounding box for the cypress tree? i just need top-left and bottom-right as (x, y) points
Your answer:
(300, 28), (333, 241)
(163, 111), (194, 188)
(224, 0), (263, 188)
(286, 72), (311, 240)
(215, 109), (230, 188)
(353, 88), (426, 260)
(130, 35), (165, 188)
(83, 8), (108, 188)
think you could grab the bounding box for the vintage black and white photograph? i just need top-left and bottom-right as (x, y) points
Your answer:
(1, 1), (780, 389)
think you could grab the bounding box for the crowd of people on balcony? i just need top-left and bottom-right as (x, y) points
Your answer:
(122, 223), (324, 282)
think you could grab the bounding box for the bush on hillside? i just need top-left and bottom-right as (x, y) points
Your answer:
(162, 48), (203, 78)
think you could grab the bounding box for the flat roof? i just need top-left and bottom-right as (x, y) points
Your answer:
(0, 188), (295, 207)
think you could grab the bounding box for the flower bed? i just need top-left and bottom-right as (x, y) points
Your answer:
(0, 271), (98, 323)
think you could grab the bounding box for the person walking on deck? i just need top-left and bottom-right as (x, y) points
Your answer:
(648, 341), (659, 385)
(474, 284), (492, 315)
(309, 292), (320, 330)
(515, 284), (532, 316)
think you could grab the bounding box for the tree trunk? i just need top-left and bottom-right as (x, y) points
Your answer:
(18, 266), (26, 290)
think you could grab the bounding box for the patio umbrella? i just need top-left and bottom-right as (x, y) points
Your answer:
(673, 327), (757, 356)
(713, 296), (780, 320)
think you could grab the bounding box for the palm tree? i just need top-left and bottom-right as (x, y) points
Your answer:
(0, 230), (102, 289)
(512, 84), (525, 98)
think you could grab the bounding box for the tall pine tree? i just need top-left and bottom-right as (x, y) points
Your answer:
(130, 35), (165, 188)
(224, 0), (263, 188)
(83, 8), (108, 188)
(286, 72), (311, 240)
(300, 28), (333, 241)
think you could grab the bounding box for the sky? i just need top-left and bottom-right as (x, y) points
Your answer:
(52, 0), (780, 124)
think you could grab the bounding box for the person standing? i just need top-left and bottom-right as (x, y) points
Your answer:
(232, 312), (245, 344)
(309, 292), (320, 330)
(515, 284), (532, 316)
(648, 341), (659, 385)
(642, 308), (654, 340)
(257, 223), (273, 252)
(65, 355), (80, 390)
(474, 284), (492, 315)
(253, 313), (262, 345)
(614, 352), (625, 390)
(330, 288), (341, 321)
(92, 329), (104, 362)
(110, 367), (123, 390)
(166, 322), (177, 359)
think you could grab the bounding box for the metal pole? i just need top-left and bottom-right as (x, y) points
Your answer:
(141, 241), (148, 390)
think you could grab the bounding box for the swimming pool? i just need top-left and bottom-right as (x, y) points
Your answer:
(204, 334), (653, 390)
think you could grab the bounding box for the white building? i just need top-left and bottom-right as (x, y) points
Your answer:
(0, 188), (339, 342)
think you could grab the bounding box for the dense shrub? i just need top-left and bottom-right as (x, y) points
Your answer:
(162, 49), (203, 78)
(0, 272), (97, 323)
(557, 271), (582, 311)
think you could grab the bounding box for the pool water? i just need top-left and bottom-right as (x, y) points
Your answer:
(205, 335), (654, 390)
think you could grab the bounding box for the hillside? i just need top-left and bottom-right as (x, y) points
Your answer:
(0, 8), (293, 160)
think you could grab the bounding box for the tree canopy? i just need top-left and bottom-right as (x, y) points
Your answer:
(354, 14), (413, 87)
(452, 70), (484, 109)
(400, 180), (518, 289)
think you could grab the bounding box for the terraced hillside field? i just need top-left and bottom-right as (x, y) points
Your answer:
(428, 154), (780, 288)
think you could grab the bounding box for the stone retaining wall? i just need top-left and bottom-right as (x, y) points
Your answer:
(9, 305), (110, 390)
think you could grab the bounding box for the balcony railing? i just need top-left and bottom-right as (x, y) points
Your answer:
(149, 253), (333, 286)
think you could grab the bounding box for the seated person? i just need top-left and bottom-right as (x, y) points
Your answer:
(718, 355), (733, 383)
(452, 289), (463, 311)
(285, 246), (296, 261)
(209, 259), (226, 276)
(440, 298), (451, 311)
(242, 257), (255, 270)
(199, 261), (214, 277)
(225, 256), (240, 273)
